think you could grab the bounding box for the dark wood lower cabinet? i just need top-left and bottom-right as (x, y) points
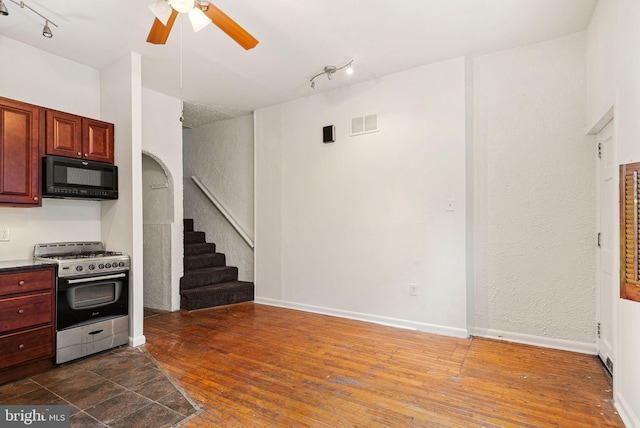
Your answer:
(0, 266), (55, 385)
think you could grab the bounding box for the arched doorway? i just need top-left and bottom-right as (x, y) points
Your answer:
(142, 153), (174, 311)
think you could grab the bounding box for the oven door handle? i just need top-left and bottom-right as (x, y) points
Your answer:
(66, 273), (127, 284)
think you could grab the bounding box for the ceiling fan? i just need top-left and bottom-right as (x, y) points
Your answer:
(146, 0), (258, 50)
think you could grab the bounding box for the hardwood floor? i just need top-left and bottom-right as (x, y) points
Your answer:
(143, 303), (623, 427)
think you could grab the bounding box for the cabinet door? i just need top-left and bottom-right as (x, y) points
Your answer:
(0, 326), (53, 370)
(82, 118), (114, 163)
(45, 110), (82, 158)
(0, 98), (41, 206)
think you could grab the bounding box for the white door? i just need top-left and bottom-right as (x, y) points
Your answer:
(597, 120), (615, 374)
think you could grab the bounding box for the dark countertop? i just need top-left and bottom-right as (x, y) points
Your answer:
(0, 259), (56, 273)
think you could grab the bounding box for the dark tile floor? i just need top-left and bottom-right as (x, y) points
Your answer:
(0, 345), (200, 428)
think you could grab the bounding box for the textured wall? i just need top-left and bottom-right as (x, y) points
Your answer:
(183, 115), (254, 282)
(142, 155), (173, 310)
(142, 223), (172, 309)
(473, 33), (595, 343)
(142, 156), (173, 224)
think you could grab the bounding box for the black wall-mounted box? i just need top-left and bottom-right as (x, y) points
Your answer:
(323, 125), (335, 143)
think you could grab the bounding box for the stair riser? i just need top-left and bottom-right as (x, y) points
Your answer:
(184, 253), (226, 270)
(181, 284), (254, 311)
(184, 231), (206, 244)
(180, 267), (239, 291)
(185, 243), (217, 256)
(184, 218), (194, 233)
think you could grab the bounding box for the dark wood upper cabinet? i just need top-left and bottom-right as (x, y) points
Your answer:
(45, 110), (82, 159)
(82, 118), (114, 164)
(45, 110), (114, 164)
(0, 97), (42, 207)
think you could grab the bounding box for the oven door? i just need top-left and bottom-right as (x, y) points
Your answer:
(57, 272), (129, 331)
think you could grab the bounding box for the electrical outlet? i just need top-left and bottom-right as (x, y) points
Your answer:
(446, 199), (456, 212)
(0, 226), (10, 242)
(409, 284), (418, 296)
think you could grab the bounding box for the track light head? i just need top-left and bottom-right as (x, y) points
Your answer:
(0, 0), (8, 16)
(42, 20), (52, 38)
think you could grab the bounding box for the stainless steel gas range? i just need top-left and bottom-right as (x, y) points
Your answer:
(33, 242), (130, 364)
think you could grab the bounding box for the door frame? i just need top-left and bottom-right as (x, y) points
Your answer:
(593, 111), (617, 376)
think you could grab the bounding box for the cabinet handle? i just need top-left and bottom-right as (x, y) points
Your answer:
(18, 344), (25, 350)
(18, 280), (24, 286)
(33, 196), (38, 201)
(77, 152), (82, 156)
(18, 309), (24, 314)
(84, 153), (88, 157)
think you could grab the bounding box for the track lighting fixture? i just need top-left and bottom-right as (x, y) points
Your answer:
(1, 0), (59, 38)
(310, 59), (354, 90)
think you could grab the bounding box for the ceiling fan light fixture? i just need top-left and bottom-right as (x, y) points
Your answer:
(188, 7), (210, 32)
(168, 0), (194, 14)
(148, 0), (173, 26)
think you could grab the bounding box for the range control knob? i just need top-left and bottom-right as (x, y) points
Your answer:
(105, 263), (112, 268)
(76, 266), (83, 272)
(89, 264), (96, 270)
(119, 262), (125, 267)
(98, 264), (104, 269)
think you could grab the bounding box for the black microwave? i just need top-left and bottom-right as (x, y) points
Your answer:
(42, 155), (118, 200)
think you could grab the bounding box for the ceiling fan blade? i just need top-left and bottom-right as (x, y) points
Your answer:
(201, 3), (258, 50)
(147, 9), (179, 44)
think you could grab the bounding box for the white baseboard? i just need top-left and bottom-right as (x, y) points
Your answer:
(468, 327), (597, 355)
(616, 391), (640, 428)
(129, 335), (146, 347)
(254, 297), (468, 338)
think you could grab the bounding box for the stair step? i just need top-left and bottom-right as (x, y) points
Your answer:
(184, 218), (194, 233)
(180, 281), (254, 311)
(184, 231), (206, 244)
(184, 253), (226, 270)
(180, 266), (239, 291)
(185, 242), (217, 256)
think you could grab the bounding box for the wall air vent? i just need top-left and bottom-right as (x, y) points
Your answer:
(350, 114), (379, 136)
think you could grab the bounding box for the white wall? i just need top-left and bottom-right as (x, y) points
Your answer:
(587, 1), (640, 426)
(255, 58), (468, 335)
(472, 33), (596, 351)
(141, 88), (184, 311)
(100, 53), (145, 347)
(0, 36), (102, 260)
(586, 0), (617, 132)
(183, 115), (254, 282)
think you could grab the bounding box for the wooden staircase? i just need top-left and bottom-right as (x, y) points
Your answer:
(180, 219), (254, 310)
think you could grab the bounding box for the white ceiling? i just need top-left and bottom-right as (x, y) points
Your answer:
(1, 0), (597, 121)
